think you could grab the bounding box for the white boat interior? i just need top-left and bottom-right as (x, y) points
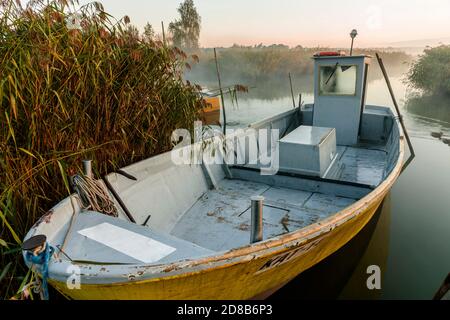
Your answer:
(41, 105), (400, 266)
(26, 55), (402, 270)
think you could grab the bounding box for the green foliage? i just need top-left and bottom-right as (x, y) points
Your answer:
(408, 45), (450, 96)
(0, 0), (204, 299)
(169, 0), (201, 50)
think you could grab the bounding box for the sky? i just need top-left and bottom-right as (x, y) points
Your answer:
(78, 0), (450, 48)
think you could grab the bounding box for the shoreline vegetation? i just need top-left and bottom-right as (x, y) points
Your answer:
(404, 45), (450, 142)
(0, 0), (204, 299)
(407, 45), (450, 97)
(185, 46), (413, 99)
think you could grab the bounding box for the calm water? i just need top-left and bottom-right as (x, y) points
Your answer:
(221, 76), (450, 300)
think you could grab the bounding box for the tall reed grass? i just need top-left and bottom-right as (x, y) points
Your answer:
(0, 0), (205, 299)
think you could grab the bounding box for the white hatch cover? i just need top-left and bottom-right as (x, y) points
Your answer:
(78, 222), (176, 263)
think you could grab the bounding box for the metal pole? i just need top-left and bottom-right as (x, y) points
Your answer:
(289, 73), (296, 109)
(103, 176), (136, 223)
(214, 48), (227, 135)
(350, 38), (355, 56)
(161, 21), (166, 45)
(82, 160), (92, 178)
(375, 53), (415, 173)
(250, 196), (264, 243)
(350, 29), (357, 56)
(433, 273), (450, 300)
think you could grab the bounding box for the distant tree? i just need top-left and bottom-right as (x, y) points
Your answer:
(267, 44), (289, 50)
(143, 22), (155, 42)
(408, 45), (450, 96)
(168, 0), (201, 50)
(123, 25), (140, 39)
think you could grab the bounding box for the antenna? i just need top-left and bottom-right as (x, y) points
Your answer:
(350, 29), (358, 56)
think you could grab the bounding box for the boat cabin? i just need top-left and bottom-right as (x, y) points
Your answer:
(313, 55), (371, 146)
(278, 54), (375, 178)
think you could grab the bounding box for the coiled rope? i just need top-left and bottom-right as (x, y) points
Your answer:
(72, 174), (118, 217)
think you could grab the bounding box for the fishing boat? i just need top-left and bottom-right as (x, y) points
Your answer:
(22, 53), (414, 300)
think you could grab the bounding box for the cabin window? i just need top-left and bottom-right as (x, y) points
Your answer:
(319, 64), (357, 96)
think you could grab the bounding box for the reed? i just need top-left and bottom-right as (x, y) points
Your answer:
(0, 0), (205, 299)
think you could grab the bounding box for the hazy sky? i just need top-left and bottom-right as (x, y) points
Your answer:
(80, 0), (450, 48)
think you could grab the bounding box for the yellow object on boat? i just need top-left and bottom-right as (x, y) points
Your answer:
(201, 96), (221, 125)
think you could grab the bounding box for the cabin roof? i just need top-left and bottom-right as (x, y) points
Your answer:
(313, 55), (372, 65)
(313, 55), (372, 60)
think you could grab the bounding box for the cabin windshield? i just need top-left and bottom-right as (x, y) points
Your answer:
(319, 64), (357, 96)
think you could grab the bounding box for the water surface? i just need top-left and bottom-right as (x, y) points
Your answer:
(219, 75), (450, 300)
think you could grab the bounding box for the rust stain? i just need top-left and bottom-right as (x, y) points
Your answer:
(163, 264), (180, 273)
(281, 215), (290, 233)
(238, 223), (249, 231)
(36, 209), (54, 225)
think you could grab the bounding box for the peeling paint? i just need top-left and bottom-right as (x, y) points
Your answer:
(36, 209), (54, 226)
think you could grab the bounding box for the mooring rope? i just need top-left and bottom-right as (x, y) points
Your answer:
(24, 244), (54, 300)
(72, 174), (118, 217)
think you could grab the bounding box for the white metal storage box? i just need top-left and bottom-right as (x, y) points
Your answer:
(279, 125), (337, 177)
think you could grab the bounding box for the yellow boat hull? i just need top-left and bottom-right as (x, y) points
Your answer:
(50, 193), (388, 300)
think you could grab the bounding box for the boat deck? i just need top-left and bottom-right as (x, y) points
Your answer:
(171, 179), (357, 252)
(60, 141), (391, 263)
(337, 145), (388, 186)
(171, 144), (388, 252)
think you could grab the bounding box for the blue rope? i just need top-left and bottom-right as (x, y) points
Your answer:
(25, 244), (54, 300)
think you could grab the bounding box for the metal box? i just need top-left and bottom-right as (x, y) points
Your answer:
(279, 126), (337, 177)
